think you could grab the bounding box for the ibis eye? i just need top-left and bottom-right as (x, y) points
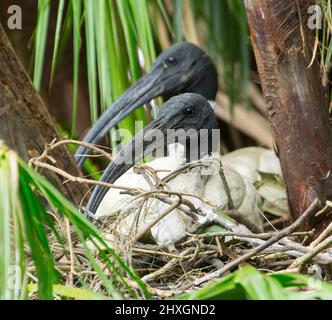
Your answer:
(167, 56), (177, 64)
(184, 106), (196, 116)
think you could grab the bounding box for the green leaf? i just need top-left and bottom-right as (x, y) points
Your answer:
(50, 0), (66, 86)
(234, 266), (286, 300)
(28, 284), (110, 300)
(71, 0), (82, 137)
(83, 0), (98, 124)
(179, 266), (332, 300)
(33, 0), (51, 91)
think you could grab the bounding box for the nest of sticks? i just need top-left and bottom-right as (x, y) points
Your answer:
(30, 140), (332, 299)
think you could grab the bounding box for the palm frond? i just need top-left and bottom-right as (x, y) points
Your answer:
(32, 0), (165, 140)
(189, 0), (250, 105)
(33, 0), (51, 91)
(180, 266), (332, 300)
(0, 143), (149, 300)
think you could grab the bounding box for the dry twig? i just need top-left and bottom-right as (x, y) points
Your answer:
(192, 199), (319, 286)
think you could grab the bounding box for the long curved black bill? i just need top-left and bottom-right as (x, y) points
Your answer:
(75, 68), (164, 167)
(85, 116), (172, 215)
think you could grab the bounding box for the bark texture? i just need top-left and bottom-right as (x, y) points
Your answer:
(0, 22), (89, 205)
(245, 0), (332, 234)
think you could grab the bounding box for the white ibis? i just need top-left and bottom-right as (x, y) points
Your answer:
(87, 93), (219, 216)
(95, 145), (265, 245)
(75, 42), (218, 167)
(86, 93), (265, 245)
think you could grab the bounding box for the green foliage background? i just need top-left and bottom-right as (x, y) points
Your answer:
(1, 0), (332, 300)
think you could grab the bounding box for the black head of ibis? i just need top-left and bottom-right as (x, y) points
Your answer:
(85, 93), (220, 216)
(75, 42), (218, 166)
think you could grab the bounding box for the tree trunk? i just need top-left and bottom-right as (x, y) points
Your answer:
(0, 22), (89, 205)
(245, 0), (332, 234)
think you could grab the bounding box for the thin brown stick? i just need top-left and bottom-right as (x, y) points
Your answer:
(30, 160), (141, 192)
(30, 139), (113, 164)
(289, 235), (332, 271)
(31, 158), (214, 208)
(126, 279), (186, 298)
(310, 221), (332, 248)
(193, 199), (319, 286)
(134, 196), (182, 242)
(219, 167), (234, 210)
(65, 218), (75, 285)
(141, 249), (192, 283)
